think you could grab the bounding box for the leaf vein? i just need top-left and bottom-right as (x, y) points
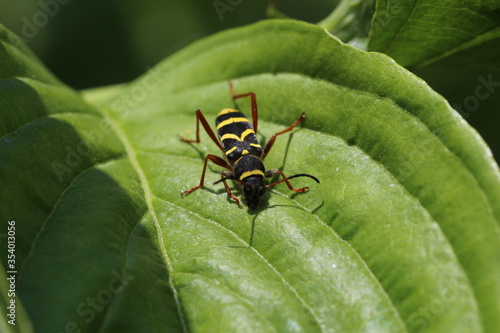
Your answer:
(270, 190), (408, 332)
(152, 194), (326, 333)
(101, 110), (189, 333)
(0, 112), (104, 143)
(16, 156), (127, 282)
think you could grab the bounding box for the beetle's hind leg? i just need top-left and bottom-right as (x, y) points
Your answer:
(228, 80), (259, 135)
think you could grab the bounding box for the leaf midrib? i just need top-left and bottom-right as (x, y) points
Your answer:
(98, 109), (189, 332)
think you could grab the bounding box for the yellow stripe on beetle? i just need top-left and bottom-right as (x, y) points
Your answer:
(225, 147), (237, 155)
(216, 117), (249, 130)
(217, 108), (240, 116)
(239, 170), (265, 180)
(240, 128), (255, 141)
(221, 133), (241, 142)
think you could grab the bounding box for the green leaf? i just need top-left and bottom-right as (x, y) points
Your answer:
(318, 0), (376, 48)
(1, 19), (500, 333)
(367, 0), (500, 68)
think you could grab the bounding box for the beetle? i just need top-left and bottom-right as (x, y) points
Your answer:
(178, 80), (319, 209)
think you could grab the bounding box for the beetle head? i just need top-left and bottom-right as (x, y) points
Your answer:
(242, 175), (266, 209)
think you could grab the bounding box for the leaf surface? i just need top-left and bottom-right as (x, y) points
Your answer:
(368, 0), (500, 67)
(1, 20), (500, 333)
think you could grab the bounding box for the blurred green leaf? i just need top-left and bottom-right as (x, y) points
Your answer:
(1, 19), (500, 332)
(367, 0), (500, 68)
(318, 0), (375, 48)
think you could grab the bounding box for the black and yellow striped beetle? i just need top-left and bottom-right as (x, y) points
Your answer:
(178, 80), (319, 209)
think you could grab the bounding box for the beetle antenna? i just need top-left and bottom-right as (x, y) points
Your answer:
(264, 173), (319, 189)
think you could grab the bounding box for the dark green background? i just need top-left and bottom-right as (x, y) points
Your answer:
(1, 0), (498, 161)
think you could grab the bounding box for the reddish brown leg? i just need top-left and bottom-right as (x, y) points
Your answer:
(181, 154), (232, 197)
(219, 172), (242, 208)
(264, 169), (314, 192)
(228, 80), (259, 134)
(262, 112), (306, 160)
(178, 109), (224, 152)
